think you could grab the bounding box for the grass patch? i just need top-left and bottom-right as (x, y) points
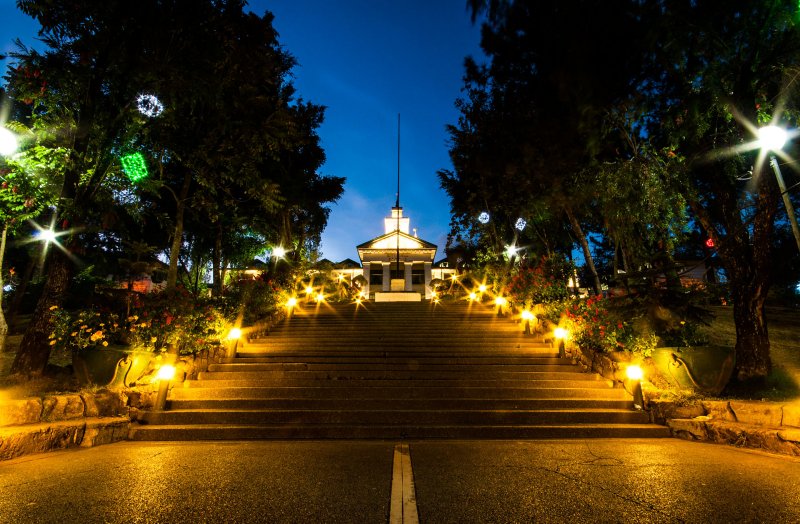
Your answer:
(701, 305), (800, 401)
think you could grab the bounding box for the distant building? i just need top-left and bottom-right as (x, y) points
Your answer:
(356, 206), (453, 300)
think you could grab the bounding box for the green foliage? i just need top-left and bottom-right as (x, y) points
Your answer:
(128, 287), (232, 355)
(563, 296), (658, 357)
(49, 287), (234, 357)
(48, 306), (127, 354)
(506, 255), (574, 305)
(224, 279), (282, 325)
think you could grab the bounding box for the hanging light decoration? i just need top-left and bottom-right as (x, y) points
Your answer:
(120, 152), (149, 182)
(515, 217), (527, 231)
(478, 212), (490, 224)
(136, 93), (164, 117)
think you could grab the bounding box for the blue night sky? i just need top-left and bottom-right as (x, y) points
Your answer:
(1, 1), (485, 263)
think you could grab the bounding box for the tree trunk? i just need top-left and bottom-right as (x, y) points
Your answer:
(212, 220), (223, 297)
(11, 251), (72, 375)
(564, 205), (602, 295)
(8, 254), (36, 333)
(167, 172), (192, 290)
(658, 244), (683, 294)
(689, 161), (776, 382)
(0, 225), (8, 353)
(731, 282), (771, 381)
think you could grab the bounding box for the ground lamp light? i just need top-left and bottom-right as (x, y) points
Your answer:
(521, 310), (535, 335)
(553, 327), (568, 358)
(227, 327), (242, 358)
(758, 125), (800, 254)
(0, 127), (18, 156)
(494, 296), (508, 318)
(625, 364), (645, 410)
(153, 364), (176, 411)
(315, 293), (325, 303)
(468, 291), (477, 301)
(285, 297), (298, 319)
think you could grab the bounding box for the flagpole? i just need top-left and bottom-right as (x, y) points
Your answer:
(396, 113), (401, 280)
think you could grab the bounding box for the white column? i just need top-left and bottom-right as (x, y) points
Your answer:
(404, 262), (412, 291)
(362, 261), (370, 296)
(382, 262), (390, 292)
(424, 261), (432, 299)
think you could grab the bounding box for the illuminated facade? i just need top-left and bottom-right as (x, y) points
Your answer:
(357, 206), (438, 300)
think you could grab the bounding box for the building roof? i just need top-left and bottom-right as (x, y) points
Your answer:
(334, 258), (362, 269)
(357, 229), (438, 264)
(357, 230), (437, 251)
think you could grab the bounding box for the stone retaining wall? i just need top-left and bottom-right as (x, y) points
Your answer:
(0, 310), (290, 461)
(0, 390), (130, 461)
(561, 337), (800, 456)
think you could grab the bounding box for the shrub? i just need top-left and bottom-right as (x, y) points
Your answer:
(507, 255), (574, 306)
(562, 295), (658, 357)
(50, 287), (236, 357)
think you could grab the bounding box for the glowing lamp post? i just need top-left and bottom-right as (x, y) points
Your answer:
(36, 228), (57, 244)
(758, 126), (800, 254)
(227, 327), (242, 358)
(494, 296), (508, 317)
(625, 364), (645, 409)
(153, 364), (176, 411)
(521, 309), (535, 335)
(553, 327), (568, 358)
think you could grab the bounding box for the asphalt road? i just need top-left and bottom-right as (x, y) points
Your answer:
(1, 439), (799, 523)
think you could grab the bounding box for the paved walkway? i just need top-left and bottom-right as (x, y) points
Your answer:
(2, 439), (800, 523)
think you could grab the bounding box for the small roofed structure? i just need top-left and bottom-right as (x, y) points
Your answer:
(357, 206), (442, 300)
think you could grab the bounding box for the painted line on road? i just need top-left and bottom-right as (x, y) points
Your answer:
(390, 443), (419, 524)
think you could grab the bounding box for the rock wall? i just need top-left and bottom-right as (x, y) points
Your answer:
(0, 390), (130, 461)
(561, 337), (800, 457)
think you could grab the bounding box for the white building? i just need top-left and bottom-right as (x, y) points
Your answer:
(357, 206), (441, 301)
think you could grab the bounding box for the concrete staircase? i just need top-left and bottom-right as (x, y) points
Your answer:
(129, 301), (669, 440)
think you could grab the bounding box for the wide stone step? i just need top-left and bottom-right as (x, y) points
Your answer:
(247, 329), (549, 345)
(239, 345), (554, 354)
(245, 336), (548, 345)
(224, 355), (563, 365)
(195, 370), (599, 381)
(167, 398), (636, 411)
(182, 378), (613, 389)
(128, 423), (671, 440)
(208, 362), (577, 372)
(137, 408), (650, 426)
(169, 385), (625, 400)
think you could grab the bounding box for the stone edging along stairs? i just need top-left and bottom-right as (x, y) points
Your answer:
(129, 301), (669, 440)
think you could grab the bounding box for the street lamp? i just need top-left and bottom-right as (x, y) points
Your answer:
(0, 128), (17, 156)
(758, 125), (800, 254)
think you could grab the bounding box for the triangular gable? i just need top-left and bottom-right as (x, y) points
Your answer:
(357, 230), (437, 250)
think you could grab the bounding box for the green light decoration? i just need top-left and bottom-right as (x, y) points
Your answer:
(120, 152), (148, 182)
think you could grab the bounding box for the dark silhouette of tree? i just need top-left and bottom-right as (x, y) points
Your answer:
(639, 0), (800, 382)
(6, 0), (343, 374)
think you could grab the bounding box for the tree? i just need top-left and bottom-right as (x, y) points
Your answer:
(5, 1), (344, 374)
(640, 0), (800, 382)
(444, 0), (649, 294)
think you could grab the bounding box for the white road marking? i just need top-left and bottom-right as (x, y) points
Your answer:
(390, 443), (419, 524)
